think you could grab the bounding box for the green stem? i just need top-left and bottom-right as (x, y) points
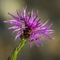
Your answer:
(7, 38), (27, 60)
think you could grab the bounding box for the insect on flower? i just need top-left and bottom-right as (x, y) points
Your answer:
(4, 6), (54, 47)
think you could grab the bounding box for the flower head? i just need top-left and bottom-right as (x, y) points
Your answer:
(4, 6), (54, 47)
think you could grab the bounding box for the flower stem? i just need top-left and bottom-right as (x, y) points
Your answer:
(7, 38), (27, 60)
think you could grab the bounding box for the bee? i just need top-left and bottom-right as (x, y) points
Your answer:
(23, 27), (31, 38)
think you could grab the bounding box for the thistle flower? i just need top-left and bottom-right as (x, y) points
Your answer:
(4, 6), (54, 47)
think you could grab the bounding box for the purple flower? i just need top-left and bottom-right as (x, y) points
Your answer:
(4, 6), (54, 47)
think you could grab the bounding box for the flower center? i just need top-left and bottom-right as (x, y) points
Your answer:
(23, 27), (31, 38)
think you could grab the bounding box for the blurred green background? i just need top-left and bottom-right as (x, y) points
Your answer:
(0, 0), (60, 60)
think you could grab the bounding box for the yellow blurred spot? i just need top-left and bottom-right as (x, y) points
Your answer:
(1, 0), (25, 19)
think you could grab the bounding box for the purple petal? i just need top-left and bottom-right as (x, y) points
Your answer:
(21, 6), (27, 18)
(45, 30), (55, 34)
(42, 32), (54, 40)
(31, 19), (40, 27)
(8, 13), (19, 20)
(29, 14), (40, 27)
(15, 28), (24, 40)
(41, 26), (47, 30)
(15, 32), (21, 40)
(41, 19), (49, 27)
(33, 30), (41, 35)
(16, 9), (20, 16)
(12, 28), (20, 33)
(23, 6), (27, 17)
(29, 33), (34, 41)
(46, 30), (54, 32)
(34, 38), (39, 47)
(31, 20), (37, 27)
(46, 31), (54, 34)
(8, 26), (18, 29)
(28, 10), (34, 25)
(37, 38), (43, 46)
(4, 20), (21, 26)
(47, 23), (53, 29)
(41, 35), (48, 42)
(32, 10), (38, 22)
